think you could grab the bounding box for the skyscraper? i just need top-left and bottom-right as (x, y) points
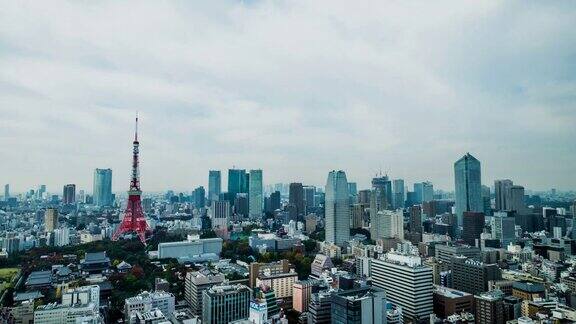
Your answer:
(414, 181), (434, 204)
(331, 287), (387, 324)
(325, 171), (350, 246)
(371, 210), (404, 241)
(3, 184), (9, 201)
(93, 168), (113, 207)
(202, 284), (250, 324)
(62, 184), (76, 205)
(372, 175), (392, 208)
(289, 183), (305, 219)
(45, 208), (58, 232)
(193, 186), (206, 208)
(462, 211), (485, 247)
(303, 186), (316, 210)
(393, 179), (405, 209)
(422, 181), (434, 202)
(494, 179), (513, 211)
(228, 168), (247, 203)
(454, 153), (482, 229)
(371, 242), (433, 322)
(248, 169), (263, 219)
(208, 171), (221, 202)
(508, 185), (527, 214)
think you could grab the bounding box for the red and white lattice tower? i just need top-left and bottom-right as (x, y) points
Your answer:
(112, 115), (150, 244)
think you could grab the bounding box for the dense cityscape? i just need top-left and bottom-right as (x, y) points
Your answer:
(2, 2), (575, 324)
(0, 114), (575, 324)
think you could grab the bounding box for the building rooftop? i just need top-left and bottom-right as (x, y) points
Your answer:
(513, 281), (545, 293)
(25, 271), (52, 286)
(82, 251), (110, 263)
(14, 291), (44, 302)
(434, 286), (472, 298)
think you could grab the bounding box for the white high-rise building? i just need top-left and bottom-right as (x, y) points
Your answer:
(124, 291), (175, 320)
(371, 210), (404, 241)
(62, 285), (100, 309)
(54, 227), (70, 247)
(325, 170), (350, 247)
(211, 200), (230, 229)
(371, 242), (433, 322)
(248, 170), (263, 219)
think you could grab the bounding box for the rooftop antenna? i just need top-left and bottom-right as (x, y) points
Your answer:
(135, 111), (139, 142)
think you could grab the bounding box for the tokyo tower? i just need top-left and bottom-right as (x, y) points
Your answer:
(112, 115), (150, 244)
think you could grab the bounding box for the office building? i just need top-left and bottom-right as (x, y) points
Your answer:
(93, 168), (113, 207)
(371, 242), (433, 322)
(454, 153), (482, 229)
(435, 244), (480, 270)
(509, 185), (527, 214)
(293, 280), (322, 313)
(289, 183), (305, 219)
(248, 169), (263, 219)
(208, 170), (221, 202)
(495, 179), (514, 211)
(331, 287), (387, 324)
(358, 189), (371, 205)
(475, 290), (505, 324)
(307, 291), (332, 324)
(211, 200), (230, 229)
(372, 175), (392, 207)
(202, 284), (251, 324)
(54, 227), (70, 247)
(393, 179), (405, 209)
(185, 269), (225, 316)
(255, 270), (297, 300)
(193, 186), (206, 208)
(462, 211), (485, 246)
(481, 185), (491, 216)
(371, 210), (404, 241)
(351, 204), (365, 229)
(325, 171), (350, 247)
(44, 208), (58, 232)
(268, 191), (281, 212)
(414, 181), (433, 204)
(34, 302), (100, 324)
(228, 168), (248, 203)
(249, 259), (291, 288)
(124, 291), (175, 320)
(491, 212), (516, 247)
(433, 286), (474, 319)
(62, 285), (100, 309)
(62, 184), (76, 204)
(4, 184), (9, 201)
(410, 205), (422, 233)
(451, 256), (501, 295)
(303, 186), (316, 210)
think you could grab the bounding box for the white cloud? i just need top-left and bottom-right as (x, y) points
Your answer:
(0, 0), (575, 193)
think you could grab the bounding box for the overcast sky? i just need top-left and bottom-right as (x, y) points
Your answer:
(1, 1), (575, 194)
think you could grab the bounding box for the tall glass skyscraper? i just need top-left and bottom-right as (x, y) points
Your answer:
(208, 170), (221, 202)
(393, 179), (405, 209)
(93, 168), (113, 207)
(325, 170), (350, 246)
(228, 168), (247, 203)
(454, 153), (482, 229)
(248, 169), (263, 219)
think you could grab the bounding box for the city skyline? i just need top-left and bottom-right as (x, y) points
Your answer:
(1, 1), (575, 192)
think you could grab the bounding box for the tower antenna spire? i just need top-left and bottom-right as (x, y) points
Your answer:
(135, 112), (139, 142)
